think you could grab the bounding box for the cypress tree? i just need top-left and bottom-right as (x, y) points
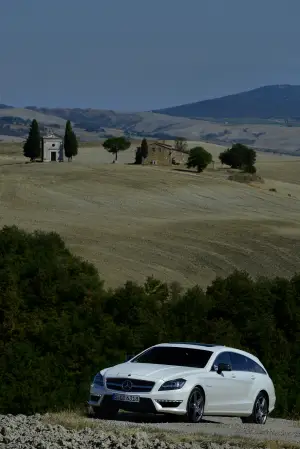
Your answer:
(140, 138), (148, 160)
(23, 119), (41, 161)
(64, 120), (78, 161)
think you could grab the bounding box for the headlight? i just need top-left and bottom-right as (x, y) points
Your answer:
(159, 378), (186, 391)
(93, 372), (104, 387)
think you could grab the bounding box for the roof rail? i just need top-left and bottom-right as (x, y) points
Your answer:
(169, 342), (224, 347)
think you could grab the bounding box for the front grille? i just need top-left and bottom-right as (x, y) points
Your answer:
(102, 395), (156, 413)
(106, 377), (155, 393)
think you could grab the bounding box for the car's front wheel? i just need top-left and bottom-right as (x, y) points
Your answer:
(186, 387), (205, 423)
(93, 404), (119, 420)
(241, 392), (268, 424)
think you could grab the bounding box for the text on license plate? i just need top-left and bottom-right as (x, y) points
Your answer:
(112, 393), (140, 403)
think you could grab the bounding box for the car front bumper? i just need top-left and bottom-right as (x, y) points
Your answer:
(89, 384), (189, 415)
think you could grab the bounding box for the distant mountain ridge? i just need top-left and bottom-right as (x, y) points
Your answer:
(153, 85), (300, 120)
(2, 85), (300, 154)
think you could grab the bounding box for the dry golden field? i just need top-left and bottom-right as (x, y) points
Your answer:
(1, 141), (300, 288)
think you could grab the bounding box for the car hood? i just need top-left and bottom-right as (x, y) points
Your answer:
(103, 362), (207, 381)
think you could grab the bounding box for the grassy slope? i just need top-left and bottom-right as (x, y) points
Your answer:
(0, 141), (300, 289)
(0, 108), (67, 126)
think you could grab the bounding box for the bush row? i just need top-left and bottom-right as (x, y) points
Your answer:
(0, 226), (299, 417)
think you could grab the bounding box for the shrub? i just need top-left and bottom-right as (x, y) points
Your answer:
(243, 165), (256, 174)
(228, 173), (264, 183)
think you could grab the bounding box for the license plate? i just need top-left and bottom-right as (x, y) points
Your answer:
(112, 393), (140, 403)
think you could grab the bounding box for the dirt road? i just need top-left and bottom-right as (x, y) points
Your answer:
(108, 414), (300, 444)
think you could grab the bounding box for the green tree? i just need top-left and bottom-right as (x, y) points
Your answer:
(135, 147), (142, 164)
(140, 138), (148, 159)
(219, 143), (256, 170)
(186, 146), (212, 172)
(135, 138), (148, 164)
(103, 136), (131, 162)
(135, 146), (142, 164)
(23, 119), (41, 161)
(219, 147), (239, 167)
(0, 225), (120, 414)
(64, 120), (78, 161)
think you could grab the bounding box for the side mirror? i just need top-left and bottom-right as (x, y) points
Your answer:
(125, 354), (135, 362)
(217, 362), (232, 374)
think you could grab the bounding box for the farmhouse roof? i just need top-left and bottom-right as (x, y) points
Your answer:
(42, 132), (62, 140)
(150, 140), (189, 154)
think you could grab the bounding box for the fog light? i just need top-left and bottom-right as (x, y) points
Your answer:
(156, 399), (182, 408)
(90, 394), (101, 402)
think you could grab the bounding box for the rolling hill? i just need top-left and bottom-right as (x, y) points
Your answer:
(1, 85), (300, 153)
(154, 85), (300, 120)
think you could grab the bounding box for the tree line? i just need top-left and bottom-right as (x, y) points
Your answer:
(132, 137), (257, 173)
(23, 123), (257, 174)
(23, 119), (78, 161)
(185, 142), (257, 173)
(0, 225), (298, 418)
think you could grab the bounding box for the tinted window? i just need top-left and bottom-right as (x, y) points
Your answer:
(211, 352), (231, 371)
(131, 346), (213, 368)
(229, 352), (267, 373)
(254, 362), (266, 374)
(229, 352), (249, 371)
(246, 358), (267, 374)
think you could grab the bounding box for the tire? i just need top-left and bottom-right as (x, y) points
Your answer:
(241, 392), (268, 424)
(93, 405), (119, 420)
(186, 387), (205, 423)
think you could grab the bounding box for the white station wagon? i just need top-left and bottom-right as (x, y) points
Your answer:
(89, 342), (276, 424)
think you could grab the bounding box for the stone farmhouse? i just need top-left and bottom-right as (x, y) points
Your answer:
(142, 141), (188, 166)
(41, 133), (64, 162)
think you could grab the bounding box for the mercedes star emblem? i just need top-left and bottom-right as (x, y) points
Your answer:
(122, 380), (133, 391)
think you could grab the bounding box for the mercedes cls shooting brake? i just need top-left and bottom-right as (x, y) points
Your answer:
(89, 342), (276, 424)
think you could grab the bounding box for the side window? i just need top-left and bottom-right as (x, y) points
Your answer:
(244, 356), (257, 372)
(229, 352), (248, 371)
(250, 359), (267, 374)
(210, 352), (231, 371)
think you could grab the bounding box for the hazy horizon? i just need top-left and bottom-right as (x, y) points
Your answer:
(1, 0), (300, 110)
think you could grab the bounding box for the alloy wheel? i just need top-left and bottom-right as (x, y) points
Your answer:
(254, 395), (268, 424)
(187, 388), (204, 423)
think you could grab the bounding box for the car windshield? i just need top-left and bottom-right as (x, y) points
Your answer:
(131, 346), (213, 368)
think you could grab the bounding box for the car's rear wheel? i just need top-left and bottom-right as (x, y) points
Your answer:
(241, 392), (268, 424)
(93, 404), (119, 420)
(187, 387), (205, 423)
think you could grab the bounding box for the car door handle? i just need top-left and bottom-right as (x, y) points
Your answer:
(251, 375), (256, 380)
(231, 374), (236, 378)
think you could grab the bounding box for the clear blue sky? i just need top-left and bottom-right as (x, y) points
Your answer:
(1, 0), (299, 111)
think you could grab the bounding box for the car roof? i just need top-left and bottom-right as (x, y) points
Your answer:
(155, 342), (225, 352)
(154, 342), (263, 364)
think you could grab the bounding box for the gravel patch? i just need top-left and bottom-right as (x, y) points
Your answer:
(0, 413), (291, 449)
(0, 413), (300, 449)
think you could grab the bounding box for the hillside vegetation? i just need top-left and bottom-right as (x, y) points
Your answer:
(0, 225), (299, 419)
